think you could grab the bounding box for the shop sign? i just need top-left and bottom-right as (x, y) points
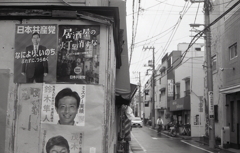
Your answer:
(167, 79), (174, 97)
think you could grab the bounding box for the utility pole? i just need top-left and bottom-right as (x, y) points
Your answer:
(143, 46), (155, 129)
(138, 72), (142, 118)
(189, 0), (215, 148)
(204, 0), (215, 148)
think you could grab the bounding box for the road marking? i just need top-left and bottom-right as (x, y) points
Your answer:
(131, 132), (147, 152)
(181, 140), (214, 153)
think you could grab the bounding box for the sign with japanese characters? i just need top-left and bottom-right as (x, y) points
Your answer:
(167, 79), (174, 97)
(41, 84), (86, 126)
(14, 24), (58, 83)
(57, 25), (100, 84)
(208, 91), (214, 119)
(15, 84), (43, 153)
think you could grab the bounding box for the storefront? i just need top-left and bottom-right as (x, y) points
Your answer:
(169, 95), (190, 131)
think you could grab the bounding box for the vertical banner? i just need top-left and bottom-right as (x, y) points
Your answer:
(167, 79), (174, 97)
(41, 84), (86, 126)
(57, 25), (100, 84)
(15, 84), (42, 153)
(14, 24), (58, 83)
(208, 91), (214, 119)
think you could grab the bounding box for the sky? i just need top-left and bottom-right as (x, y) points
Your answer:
(126, 0), (205, 85)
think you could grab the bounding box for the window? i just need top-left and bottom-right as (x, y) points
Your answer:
(168, 56), (172, 67)
(185, 80), (190, 91)
(161, 70), (165, 76)
(159, 77), (161, 84)
(212, 55), (216, 71)
(145, 101), (149, 107)
(229, 43), (237, 60)
(162, 90), (165, 95)
(184, 79), (190, 96)
(159, 93), (161, 102)
(175, 84), (180, 99)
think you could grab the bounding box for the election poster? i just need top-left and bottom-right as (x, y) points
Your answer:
(41, 84), (86, 126)
(57, 25), (100, 84)
(14, 24), (58, 83)
(40, 85), (104, 153)
(15, 84), (43, 153)
(40, 124), (84, 153)
(15, 84), (104, 152)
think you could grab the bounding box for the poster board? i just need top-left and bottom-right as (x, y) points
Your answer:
(15, 84), (104, 153)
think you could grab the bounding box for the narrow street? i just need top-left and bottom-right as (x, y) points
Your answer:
(130, 126), (234, 153)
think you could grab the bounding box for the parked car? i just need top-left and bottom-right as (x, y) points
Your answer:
(131, 117), (143, 127)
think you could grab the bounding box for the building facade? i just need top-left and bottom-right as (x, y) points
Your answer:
(210, 0), (240, 149)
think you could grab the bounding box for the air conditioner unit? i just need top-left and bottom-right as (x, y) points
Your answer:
(221, 126), (230, 149)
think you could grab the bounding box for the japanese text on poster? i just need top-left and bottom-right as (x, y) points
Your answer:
(57, 25), (100, 84)
(41, 84), (86, 126)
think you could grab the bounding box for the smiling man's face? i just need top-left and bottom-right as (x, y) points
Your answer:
(56, 96), (78, 125)
(49, 145), (69, 153)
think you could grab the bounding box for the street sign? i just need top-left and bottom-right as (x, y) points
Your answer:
(208, 91), (214, 119)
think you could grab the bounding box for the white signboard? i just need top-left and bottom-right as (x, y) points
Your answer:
(208, 91), (214, 119)
(168, 79), (174, 97)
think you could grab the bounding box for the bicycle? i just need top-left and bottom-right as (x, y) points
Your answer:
(169, 124), (177, 137)
(181, 124), (191, 136)
(157, 124), (162, 134)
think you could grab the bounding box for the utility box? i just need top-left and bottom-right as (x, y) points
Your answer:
(221, 126), (230, 149)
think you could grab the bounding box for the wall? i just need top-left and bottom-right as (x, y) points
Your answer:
(223, 7), (240, 87)
(210, 0), (226, 138)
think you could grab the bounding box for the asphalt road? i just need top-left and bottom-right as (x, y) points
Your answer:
(130, 126), (234, 153)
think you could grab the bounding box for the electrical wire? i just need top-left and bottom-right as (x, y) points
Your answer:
(155, 1), (192, 65)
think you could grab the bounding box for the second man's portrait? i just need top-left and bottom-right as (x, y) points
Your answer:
(55, 88), (80, 125)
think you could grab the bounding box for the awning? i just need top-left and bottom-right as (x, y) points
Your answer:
(182, 76), (190, 81)
(219, 84), (240, 94)
(169, 95), (190, 111)
(111, 1), (131, 99)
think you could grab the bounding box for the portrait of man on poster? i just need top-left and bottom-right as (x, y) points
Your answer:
(55, 88), (80, 125)
(21, 32), (48, 83)
(46, 135), (70, 153)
